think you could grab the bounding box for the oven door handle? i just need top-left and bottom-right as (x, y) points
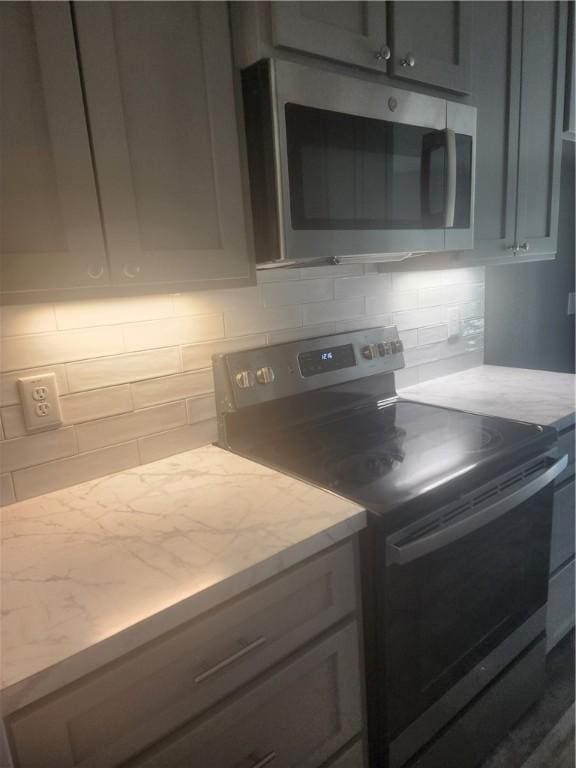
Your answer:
(387, 454), (568, 566)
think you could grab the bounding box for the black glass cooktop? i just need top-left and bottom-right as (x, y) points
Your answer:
(237, 399), (554, 515)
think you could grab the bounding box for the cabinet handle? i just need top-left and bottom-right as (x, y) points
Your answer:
(374, 44), (391, 61)
(194, 636), (267, 683)
(87, 265), (105, 280)
(401, 53), (416, 67)
(247, 752), (277, 768)
(122, 263), (141, 279)
(519, 242), (530, 252)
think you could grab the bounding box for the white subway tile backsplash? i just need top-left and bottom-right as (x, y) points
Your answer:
(138, 420), (218, 464)
(0, 427), (77, 472)
(76, 402), (187, 452)
(54, 296), (174, 330)
(12, 442), (140, 500)
(0, 365), (68, 407)
(224, 305), (302, 337)
(181, 335), (266, 372)
(124, 314), (224, 352)
(186, 395), (217, 424)
(0, 473), (16, 506)
(302, 298), (365, 326)
(0, 265), (484, 505)
(66, 349), (180, 392)
(0, 304), (57, 337)
(262, 279), (332, 307)
(1, 327), (125, 371)
(131, 371), (214, 409)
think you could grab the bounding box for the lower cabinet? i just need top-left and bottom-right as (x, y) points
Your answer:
(4, 541), (366, 768)
(547, 557), (575, 652)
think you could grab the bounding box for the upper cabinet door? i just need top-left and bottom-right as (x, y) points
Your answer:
(73, 2), (254, 290)
(389, 1), (472, 93)
(515, 1), (566, 257)
(271, 1), (390, 73)
(0, 2), (109, 298)
(470, 1), (522, 263)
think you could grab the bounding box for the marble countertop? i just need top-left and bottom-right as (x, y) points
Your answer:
(400, 365), (575, 431)
(0, 445), (364, 716)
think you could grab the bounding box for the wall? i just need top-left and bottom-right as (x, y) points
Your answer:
(0, 264), (484, 506)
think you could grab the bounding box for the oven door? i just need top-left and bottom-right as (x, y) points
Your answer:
(272, 59), (475, 264)
(383, 453), (567, 766)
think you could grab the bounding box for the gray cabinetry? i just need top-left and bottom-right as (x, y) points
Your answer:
(270, 1), (389, 73)
(471, 1), (566, 266)
(389, 1), (471, 93)
(5, 542), (365, 768)
(73, 1), (253, 292)
(0, 2), (109, 297)
(564, 1), (575, 140)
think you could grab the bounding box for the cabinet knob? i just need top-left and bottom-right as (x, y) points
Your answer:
(122, 263), (141, 279)
(87, 264), (104, 280)
(375, 44), (391, 62)
(506, 244), (519, 254)
(401, 53), (416, 68)
(519, 242), (530, 252)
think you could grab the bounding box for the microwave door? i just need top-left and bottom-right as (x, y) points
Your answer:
(420, 129), (456, 229)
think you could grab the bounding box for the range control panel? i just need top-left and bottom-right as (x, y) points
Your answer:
(214, 326), (405, 411)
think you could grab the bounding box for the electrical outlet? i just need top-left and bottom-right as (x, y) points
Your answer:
(17, 373), (63, 432)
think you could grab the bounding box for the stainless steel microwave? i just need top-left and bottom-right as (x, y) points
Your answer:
(242, 59), (477, 268)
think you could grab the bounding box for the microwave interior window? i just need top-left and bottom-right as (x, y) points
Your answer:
(285, 103), (471, 231)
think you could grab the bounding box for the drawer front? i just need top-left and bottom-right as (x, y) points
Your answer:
(128, 622), (362, 768)
(556, 428), (575, 484)
(547, 556), (575, 652)
(325, 740), (366, 768)
(550, 479), (575, 573)
(8, 543), (357, 768)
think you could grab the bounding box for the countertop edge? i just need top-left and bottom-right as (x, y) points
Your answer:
(1, 508), (367, 717)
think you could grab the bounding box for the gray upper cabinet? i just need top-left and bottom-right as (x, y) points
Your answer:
(0, 2), (109, 298)
(515, 1), (566, 258)
(271, 2), (389, 73)
(564, 2), (575, 140)
(389, 1), (472, 93)
(470, 1), (566, 266)
(74, 2), (253, 291)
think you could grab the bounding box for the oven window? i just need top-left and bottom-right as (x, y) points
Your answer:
(385, 484), (553, 736)
(285, 103), (471, 231)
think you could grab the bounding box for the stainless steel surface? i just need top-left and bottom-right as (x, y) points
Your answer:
(235, 370), (256, 389)
(193, 636), (268, 684)
(375, 44), (391, 61)
(248, 753), (277, 768)
(401, 53), (416, 67)
(256, 366), (275, 385)
(387, 453), (568, 565)
(444, 128), (457, 227)
(389, 610), (546, 768)
(245, 59), (477, 266)
(214, 326), (404, 413)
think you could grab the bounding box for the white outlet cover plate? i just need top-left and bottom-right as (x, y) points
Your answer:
(17, 373), (63, 432)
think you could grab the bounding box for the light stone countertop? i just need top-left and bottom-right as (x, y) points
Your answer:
(0, 444), (364, 716)
(400, 365), (575, 431)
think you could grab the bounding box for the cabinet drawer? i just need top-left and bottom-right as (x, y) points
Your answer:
(556, 428), (575, 484)
(547, 556), (575, 652)
(127, 622), (362, 768)
(8, 542), (357, 768)
(550, 480), (575, 573)
(325, 740), (366, 768)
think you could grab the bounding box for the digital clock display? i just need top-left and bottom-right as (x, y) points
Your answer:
(298, 344), (356, 377)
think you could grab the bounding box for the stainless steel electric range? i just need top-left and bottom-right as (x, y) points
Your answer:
(213, 326), (567, 768)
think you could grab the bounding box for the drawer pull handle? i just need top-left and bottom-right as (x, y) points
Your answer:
(248, 752), (277, 768)
(194, 636), (267, 683)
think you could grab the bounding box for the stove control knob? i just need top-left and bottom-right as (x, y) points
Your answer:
(378, 342), (393, 356)
(361, 344), (377, 360)
(235, 370), (256, 389)
(393, 339), (404, 353)
(256, 366), (275, 385)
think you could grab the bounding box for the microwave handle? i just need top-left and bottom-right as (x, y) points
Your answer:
(387, 453), (568, 566)
(444, 128), (456, 227)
